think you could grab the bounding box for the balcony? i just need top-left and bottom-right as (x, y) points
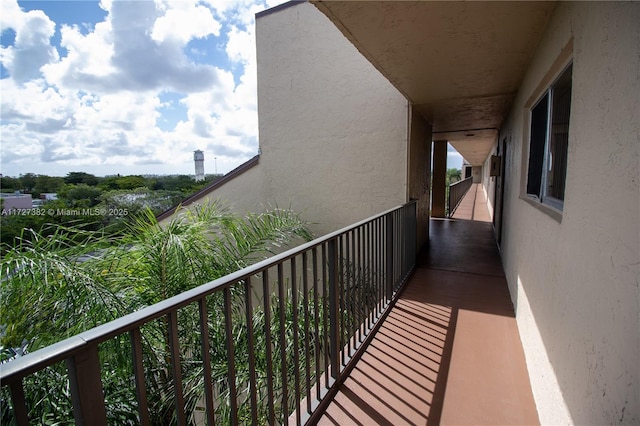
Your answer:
(450, 182), (491, 222)
(317, 218), (537, 424)
(1, 202), (537, 425)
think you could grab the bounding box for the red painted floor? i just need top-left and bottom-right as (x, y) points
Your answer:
(317, 219), (539, 425)
(451, 183), (492, 222)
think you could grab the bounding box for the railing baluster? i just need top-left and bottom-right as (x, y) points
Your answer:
(379, 217), (384, 316)
(321, 243), (329, 389)
(66, 343), (107, 426)
(277, 263), (289, 422)
(344, 232), (351, 359)
(262, 270), (276, 425)
(301, 251), (312, 414)
(386, 214), (394, 301)
(130, 328), (150, 426)
(312, 246), (322, 400)
(353, 228), (364, 344)
(223, 287), (239, 425)
(167, 311), (186, 426)
(328, 238), (340, 380)
(244, 277), (259, 426)
(291, 258), (302, 425)
(197, 298), (215, 426)
(8, 379), (29, 425)
(364, 221), (371, 332)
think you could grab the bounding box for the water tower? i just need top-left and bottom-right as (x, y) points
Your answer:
(194, 150), (205, 181)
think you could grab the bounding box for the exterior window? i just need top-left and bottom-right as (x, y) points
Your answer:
(526, 63), (572, 211)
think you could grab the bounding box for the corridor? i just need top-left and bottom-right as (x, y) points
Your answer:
(317, 219), (538, 425)
(450, 183), (491, 222)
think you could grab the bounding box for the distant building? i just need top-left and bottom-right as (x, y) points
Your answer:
(40, 193), (58, 201)
(194, 150), (205, 182)
(0, 193), (33, 210)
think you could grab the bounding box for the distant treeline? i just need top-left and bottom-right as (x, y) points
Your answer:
(0, 172), (222, 250)
(0, 172), (220, 198)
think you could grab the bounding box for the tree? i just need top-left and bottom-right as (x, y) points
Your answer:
(64, 172), (99, 186)
(447, 168), (462, 184)
(1, 202), (314, 424)
(115, 175), (146, 190)
(0, 176), (22, 192)
(34, 175), (64, 194)
(58, 184), (103, 207)
(159, 175), (198, 192)
(19, 173), (37, 192)
(99, 176), (121, 191)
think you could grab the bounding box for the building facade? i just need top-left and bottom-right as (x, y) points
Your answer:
(162, 2), (639, 422)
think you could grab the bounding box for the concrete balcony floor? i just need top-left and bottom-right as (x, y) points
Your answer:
(451, 183), (491, 222)
(318, 219), (539, 425)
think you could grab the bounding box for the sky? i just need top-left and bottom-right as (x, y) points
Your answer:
(0, 0), (288, 177)
(0, 0), (463, 178)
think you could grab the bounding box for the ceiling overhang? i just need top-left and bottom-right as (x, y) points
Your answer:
(311, 1), (556, 165)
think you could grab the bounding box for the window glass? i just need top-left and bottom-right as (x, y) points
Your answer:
(526, 63), (572, 210)
(546, 64), (572, 201)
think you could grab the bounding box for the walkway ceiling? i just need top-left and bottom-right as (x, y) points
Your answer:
(311, 1), (556, 166)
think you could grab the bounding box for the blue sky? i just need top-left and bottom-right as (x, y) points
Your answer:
(0, 0), (462, 178)
(0, 0), (287, 177)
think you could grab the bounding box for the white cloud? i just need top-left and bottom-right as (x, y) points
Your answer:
(226, 24), (254, 65)
(0, 3), (58, 82)
(0, 0), (290, 177)
(152, 1), (221, 45)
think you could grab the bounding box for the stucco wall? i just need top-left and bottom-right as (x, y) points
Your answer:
(500, 2), (640, 424)
(254, 2), (409, 237)
(177, 2), (411, 238)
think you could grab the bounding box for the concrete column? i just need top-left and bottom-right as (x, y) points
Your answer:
(432, 140), (447, 218)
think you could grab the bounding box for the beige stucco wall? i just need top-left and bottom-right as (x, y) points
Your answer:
(254, 2), (410, 237)
(471, 166), (482, 184)
(500, 2), (640, 424)
(174, 2), (411, 238)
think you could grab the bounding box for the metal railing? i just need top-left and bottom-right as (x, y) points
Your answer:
(1, 202), (417, 425)
(448, 177), (473, 216)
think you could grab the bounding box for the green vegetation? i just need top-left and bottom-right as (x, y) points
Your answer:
(447, 167), (461, 183)
(0, 172), (221, 250)
(1, 202), (315, 424)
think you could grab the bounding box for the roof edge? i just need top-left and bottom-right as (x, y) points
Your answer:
(156, 154), (260, 221)
(255, 0), (306, 19)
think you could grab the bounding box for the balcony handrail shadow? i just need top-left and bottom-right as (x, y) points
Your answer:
(315, 274), (459, 425)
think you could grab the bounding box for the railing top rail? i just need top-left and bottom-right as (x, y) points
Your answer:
(0, 201), (416, 382)
(449, 176), (473, 188)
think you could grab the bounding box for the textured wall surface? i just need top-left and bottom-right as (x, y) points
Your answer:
(177, 2), (411, 239)
(254, 2), (409, 237)
(500, 2), (640, 424)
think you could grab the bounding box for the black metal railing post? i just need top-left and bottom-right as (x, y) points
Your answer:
(66, 344), (108, 426)
(327, 238), (341, 381)
(385, 213), (395, 301)
(8, 380), (29, 425)
(130, 328), (151, 426)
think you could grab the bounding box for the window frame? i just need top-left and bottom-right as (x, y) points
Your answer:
(520, 41), (573, 223)
(527, 64), (572, 211)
